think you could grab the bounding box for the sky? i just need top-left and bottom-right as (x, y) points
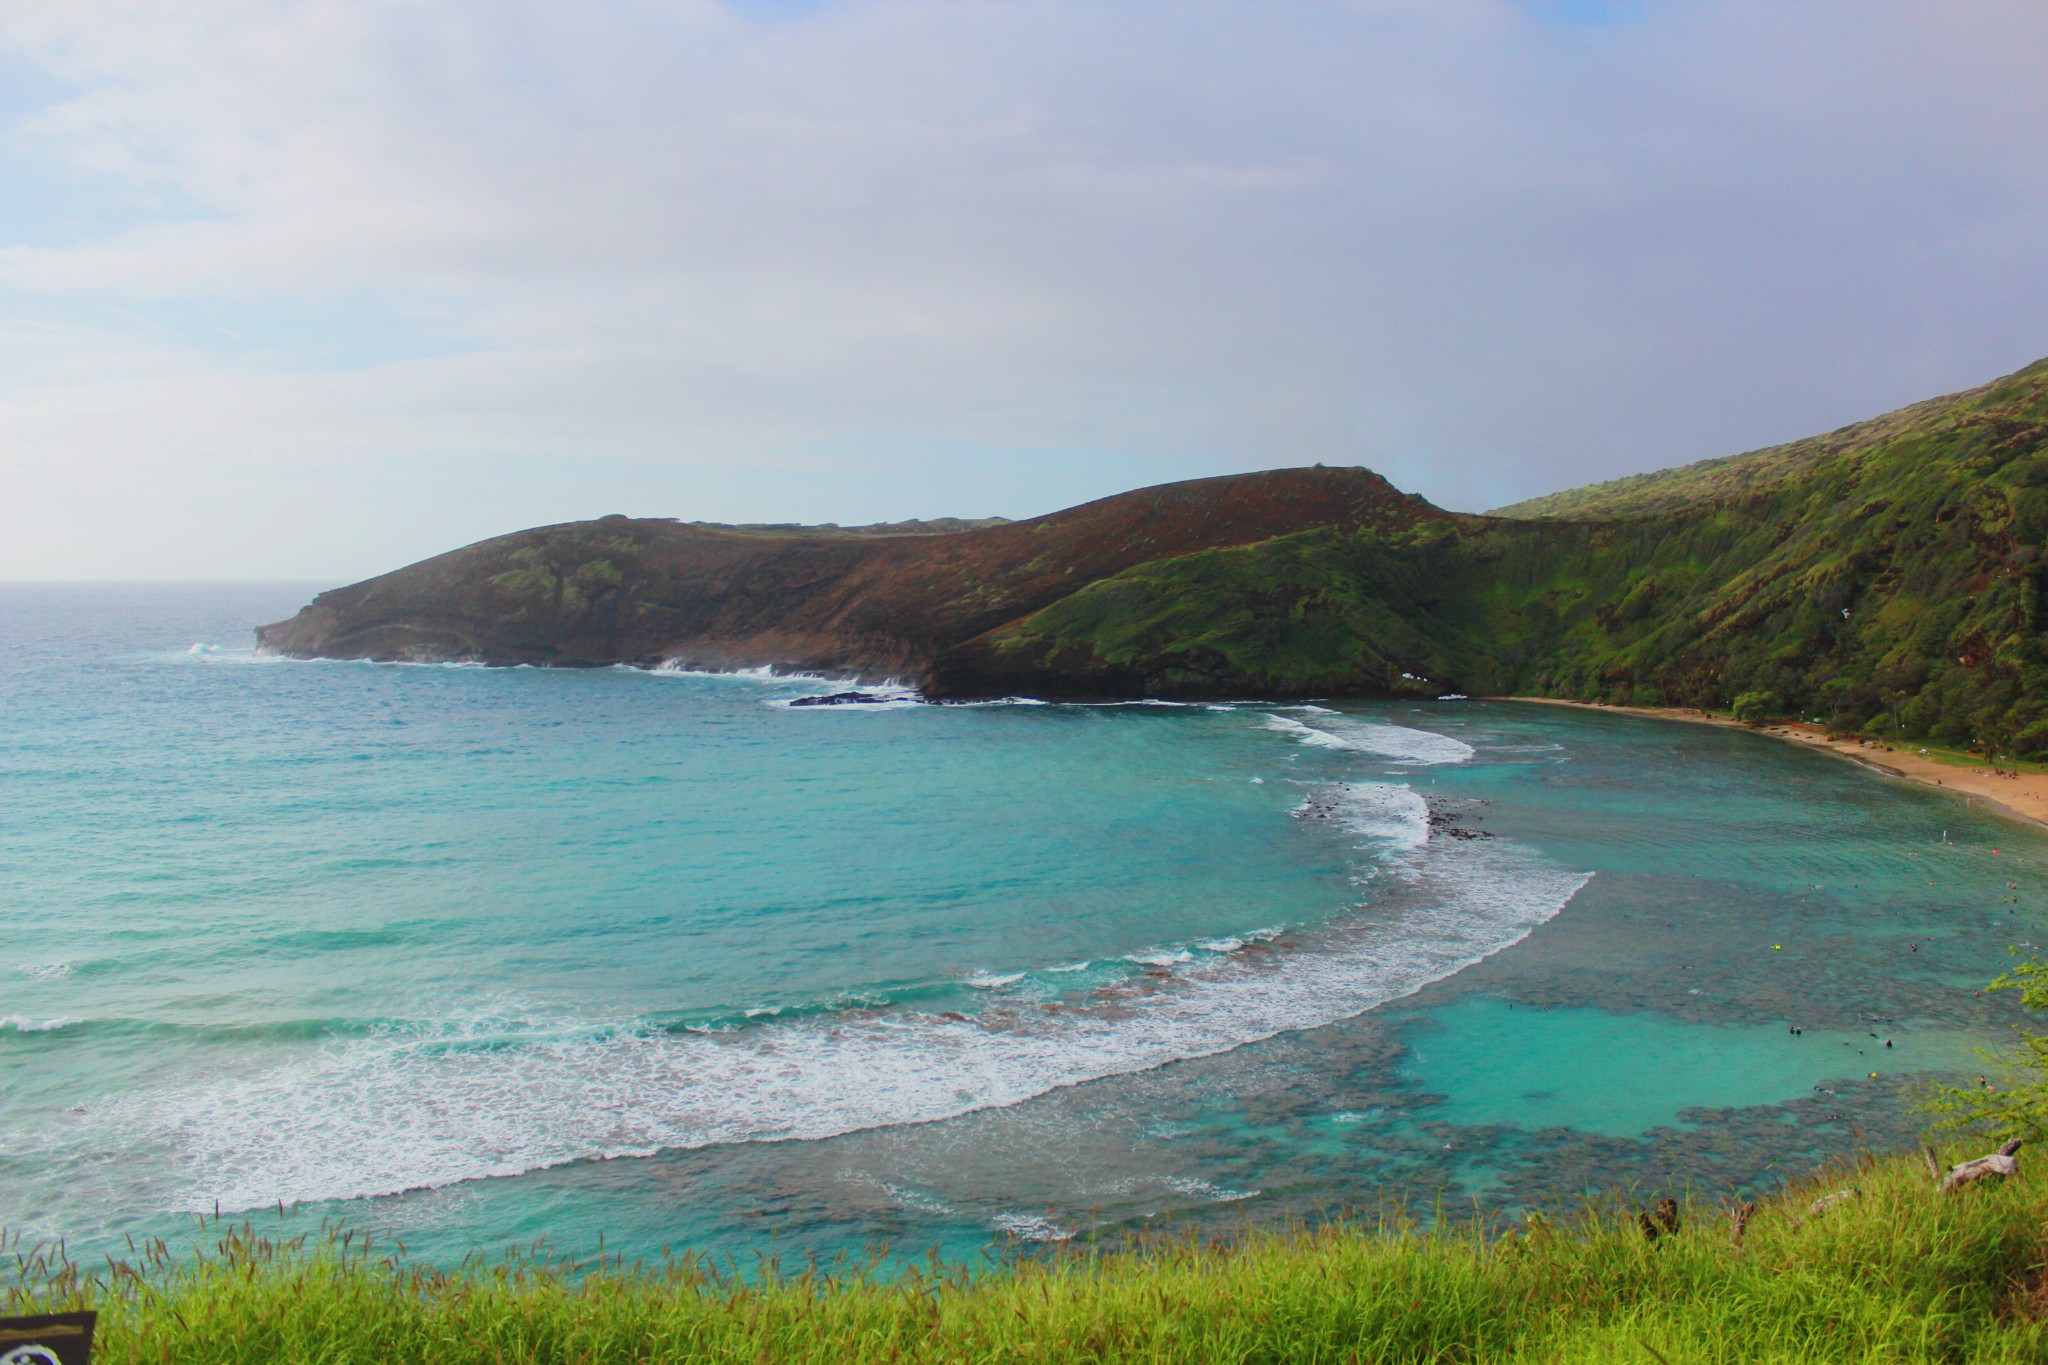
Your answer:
(2, 1), (2046, 581)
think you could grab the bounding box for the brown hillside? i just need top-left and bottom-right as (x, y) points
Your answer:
(256, 466), (1445, 678)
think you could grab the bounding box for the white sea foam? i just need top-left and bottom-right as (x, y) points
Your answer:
(1194, 929), (1277, 954)
(649, 662), (783, 680)
(1264, 714), (1351, 750)
(1263, 713), (1474, 765)
(1161, 1176), (1259, 1203)
(656, 664), (930, 709)
(1325, 782), (1431, 851)
(11, 962), (71, 980)
(1, 1016), (76, 1032)
(870, 1179), (957, 1218)
(94, 803), (1589, 1214)
(241, 652), (484, 670)
(179, 643), (264, 663)
(1124, 949), (1195, 968)
(650, 662), (809, 683)
(991, 1213), (1073, 1242)
(647, 661), (920, 696)
(966, 971), (1027, 989)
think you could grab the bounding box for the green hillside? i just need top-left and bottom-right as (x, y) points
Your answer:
(928, 357), (2048, 756)
(1489, 369), (2026, 521)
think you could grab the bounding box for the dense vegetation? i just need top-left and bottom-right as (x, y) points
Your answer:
(930, 358), (2048, 756)
(15, 1146), (2048, 1364)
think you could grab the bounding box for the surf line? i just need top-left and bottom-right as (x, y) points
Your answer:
(117, 823), (1589, 1213)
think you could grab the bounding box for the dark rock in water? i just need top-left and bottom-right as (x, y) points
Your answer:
(789, 691), (911, 707)
(1425, 798), (1494, 840)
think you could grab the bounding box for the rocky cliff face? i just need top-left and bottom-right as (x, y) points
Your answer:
(255, 467), (1446, 681)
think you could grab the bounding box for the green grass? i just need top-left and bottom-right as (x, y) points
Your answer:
(17, 1148), (2048, 1362)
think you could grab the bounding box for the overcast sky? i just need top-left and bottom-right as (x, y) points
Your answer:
(3, 0), (2046, 580)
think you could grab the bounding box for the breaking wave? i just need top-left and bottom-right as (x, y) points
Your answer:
(1, 1015), (76, 1033)
(1263, 712), (1475, 765)
(97, 782), (1587, 1214)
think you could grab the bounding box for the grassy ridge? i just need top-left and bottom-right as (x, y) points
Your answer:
(929, 359), (2048, 757)
(15, 1150), (2048, 1363)
(1488, 370), (2020, 522)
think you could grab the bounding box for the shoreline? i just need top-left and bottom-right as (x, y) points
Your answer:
(1500, 696), (2048, 832)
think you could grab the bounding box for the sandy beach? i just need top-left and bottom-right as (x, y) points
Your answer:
(1503, 696), (2048, 832)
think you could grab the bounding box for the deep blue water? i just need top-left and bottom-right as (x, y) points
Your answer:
(1, 584), (2041, 1268)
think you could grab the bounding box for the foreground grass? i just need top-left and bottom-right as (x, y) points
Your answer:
(14, 1149), (2048, 1363)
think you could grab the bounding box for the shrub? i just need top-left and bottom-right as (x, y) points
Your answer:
(1928, 955), (2048, 1143)
(1731, 690), (1779, 724)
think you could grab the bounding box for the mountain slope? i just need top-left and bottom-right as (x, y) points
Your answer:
(262, 356), (2048, 753)
(1491, 363), (2045, 521)
(256, 467), (1443, 676)
(928, 357), (2048, 752)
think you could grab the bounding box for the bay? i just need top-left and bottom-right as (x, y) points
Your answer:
(0, 585), (2035, 1267)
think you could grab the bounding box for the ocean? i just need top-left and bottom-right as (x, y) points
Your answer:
(1, 583), (2038, 1268)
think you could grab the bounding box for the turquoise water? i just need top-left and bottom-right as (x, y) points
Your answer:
(1, 584), (2041, 1266)
(1407, 997), (1986, 1137)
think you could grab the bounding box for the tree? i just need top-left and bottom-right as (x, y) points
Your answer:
(1927, 956), (2048, 1143)
(1730, 690), (1778, 725)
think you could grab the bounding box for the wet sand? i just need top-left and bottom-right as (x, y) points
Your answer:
(1502, 697), (2048, 831)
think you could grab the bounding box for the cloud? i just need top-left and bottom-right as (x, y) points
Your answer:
(1, 0), (2045, 578)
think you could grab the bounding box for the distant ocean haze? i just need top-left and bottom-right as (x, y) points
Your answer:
(0, 584), (2035, 1267)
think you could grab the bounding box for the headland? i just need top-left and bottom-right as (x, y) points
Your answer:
(258, 354), (2048, 764)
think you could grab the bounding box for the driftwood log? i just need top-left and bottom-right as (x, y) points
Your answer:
(1937, 1138), (2023, 1192)
(1808, 1188), (1861, 1216)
